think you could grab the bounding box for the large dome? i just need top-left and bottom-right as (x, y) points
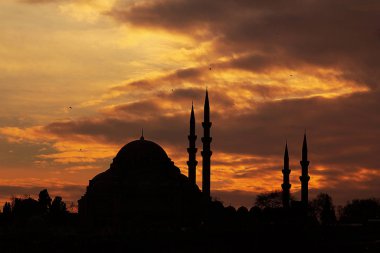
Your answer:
(78, 136), (204, 229)
(114, 137), (170, 165)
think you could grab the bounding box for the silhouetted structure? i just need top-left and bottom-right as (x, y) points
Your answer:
(187, 102), (198, 185)
(300, 133), (310, 207)
(78, 90), (217, 230)
(78, 135), (204, 229)
(2, 89), (380, 252)
(201, 90), (212, 198)
(281, 142), (291, 208)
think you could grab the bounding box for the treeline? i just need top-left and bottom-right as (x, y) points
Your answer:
(1, 189), (379, 228)
(1, 189), (69, 226)
(207, 191), (380, 228)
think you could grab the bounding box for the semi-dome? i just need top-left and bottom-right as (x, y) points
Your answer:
(114, 136), (170, 165)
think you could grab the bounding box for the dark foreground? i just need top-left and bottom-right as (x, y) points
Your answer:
(1, 223), (379, 253)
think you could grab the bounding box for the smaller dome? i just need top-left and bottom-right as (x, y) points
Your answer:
(114, 138), (170, 165)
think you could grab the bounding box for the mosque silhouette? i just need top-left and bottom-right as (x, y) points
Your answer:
(78, 90), (310, 228)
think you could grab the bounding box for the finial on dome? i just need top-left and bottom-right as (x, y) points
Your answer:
(140, 128), (145, 141)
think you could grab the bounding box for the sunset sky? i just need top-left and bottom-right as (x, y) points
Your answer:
(1, 0), (379, 209)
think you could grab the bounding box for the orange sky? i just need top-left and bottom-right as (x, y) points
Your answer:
(1, 0), (380, 209)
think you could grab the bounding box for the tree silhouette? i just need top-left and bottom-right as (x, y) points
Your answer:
(51, 196), (67, 216)
(255, 191), (283, 209)
(236, 206), (249, 228)
(3, 202), (11, 216)
(38, 189), (52, 214)
(340, 198), (380, 224)
(311, 193), (336, 225)
(12, 197), (40, 220)
(249, 206), (262, 224)
(49, 196), (68, 225)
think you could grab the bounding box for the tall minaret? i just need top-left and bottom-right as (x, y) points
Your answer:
(201, 90), (212, 198)
(282, 141), (291, 208)
(299, 133), (310, 208)
(187, 102), (198, 185)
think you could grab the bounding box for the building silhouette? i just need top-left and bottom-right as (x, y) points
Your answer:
(281, 141), (291, 208)
(78, 90), (311, 228)
(201, 90), (212, 199)
(78, 91), (213, 228)
(187, 102), (197, 185)
(281, 133), (311, 209)
(300, 133), (310, 207)
(78, 135), (204, 229)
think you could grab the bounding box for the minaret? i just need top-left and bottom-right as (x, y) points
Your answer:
(281, 141), (291, 208)
(187, 102), (198, 185)
(299, 133), (310, 208)
(201, 90), (212, 198)
(140, 128), (144, 140)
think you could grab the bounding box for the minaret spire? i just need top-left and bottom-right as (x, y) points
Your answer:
(282, 140), (291, 208)
(140, 128), (144, 140)
(204, 89), (210, 123)
(187, 102), (198, 185)
(300, 132), (310, 208)
(202, 89), (212, 199)
(302, 131), (308, 161)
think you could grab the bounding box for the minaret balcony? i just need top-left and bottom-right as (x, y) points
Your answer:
(281, 183), (291, 190)
(187, 160), (198, 166)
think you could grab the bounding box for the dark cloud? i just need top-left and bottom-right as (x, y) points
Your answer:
(111, 100), (163, 118)
(214, 91), (380, 168)
(0, 137), (54, 168)
(220, 54), (284, 73)
(110, 0), (380, 89)
(112, 67), (206, 92)
(44, 114), (188, 148)
(241, 84), (292, 99)
(173, 68), (204, 80)
(43, 88), (232, 149)
(307, 170), (380, 206)
(45, 89), (380, 170)
(159, 87), (235, 108)
(166, 88), (205, 101)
